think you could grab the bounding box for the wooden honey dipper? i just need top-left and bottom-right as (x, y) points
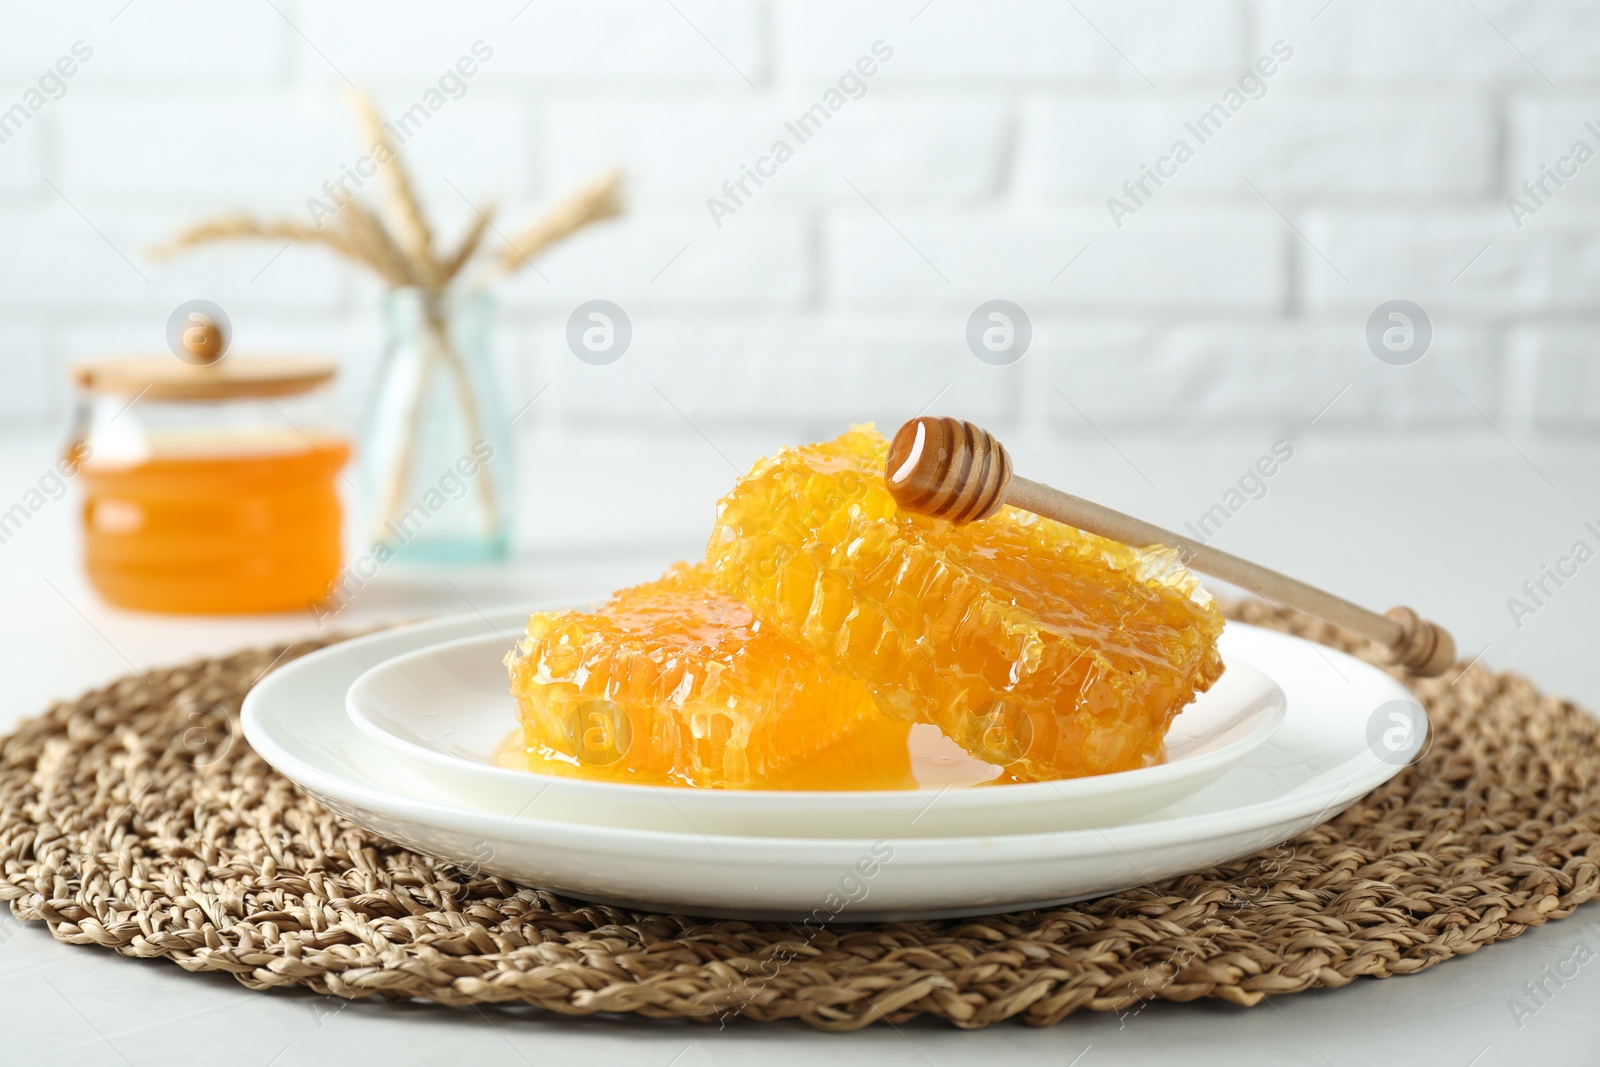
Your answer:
(885, 416), (1456, 677)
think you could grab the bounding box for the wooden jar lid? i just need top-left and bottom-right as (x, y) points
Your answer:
(70, 355), (337, 401)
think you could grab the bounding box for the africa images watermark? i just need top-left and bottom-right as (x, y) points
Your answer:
(705, 39), (895, 229)
(1504, 518), (1600, 630)
(0, 39), (93, 148)
(1506, 122), (1600, 229)
(716, 841), (896, 1026)
(305, 40), (494, 227)
(1105, 40), (1294, 229)
(0, 446), (93, 548)
(1180, 440), (1295, 545)
(1507, 936), (1596, 1029)
(310, 439), (495, 625)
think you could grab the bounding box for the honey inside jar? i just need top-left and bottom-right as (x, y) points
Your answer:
(78, 428), (349, 614)
(71, 352), (347, 615)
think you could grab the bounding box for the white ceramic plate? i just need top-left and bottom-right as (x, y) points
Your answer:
(242, 604), (1426, 921)
(345, 632), (1287, 837)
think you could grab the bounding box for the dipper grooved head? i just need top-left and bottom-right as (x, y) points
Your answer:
(885, 417), (1012, 523)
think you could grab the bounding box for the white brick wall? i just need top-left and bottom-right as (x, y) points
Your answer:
(0, 0), (1595, 447)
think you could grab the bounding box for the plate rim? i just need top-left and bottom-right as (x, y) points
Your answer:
(242, 605), (1425, 857)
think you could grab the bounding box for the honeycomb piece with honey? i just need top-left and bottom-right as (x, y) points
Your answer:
(706, 426), (1226, 782)
(504, 562), (896, 789)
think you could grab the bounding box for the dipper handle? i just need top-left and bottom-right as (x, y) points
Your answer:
(886, 416), (1457, 677)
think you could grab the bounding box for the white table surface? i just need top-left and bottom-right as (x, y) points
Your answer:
(2, 429), (1598, 1066)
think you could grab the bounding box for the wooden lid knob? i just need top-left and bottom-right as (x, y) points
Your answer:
(885, 416), (1012, 523)
(180, 313), (225, 365)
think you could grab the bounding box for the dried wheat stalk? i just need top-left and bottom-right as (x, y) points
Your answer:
(344, 88), (436, 286)
(148, 91), (624, 543)
(335, 192), (419, 288)
(488, 168), (623, 279)
(150, 94), (621, 292)
(149, 214), (360, 264)
(436, 203), (496, 283)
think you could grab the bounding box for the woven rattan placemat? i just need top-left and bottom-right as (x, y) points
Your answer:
(1, 602), (1597, 1030)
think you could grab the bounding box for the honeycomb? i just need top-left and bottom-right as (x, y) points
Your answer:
(504, 562), (890, 789)
(706, 426), (1226, 782)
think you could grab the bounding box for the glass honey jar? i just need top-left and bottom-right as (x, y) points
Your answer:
(68, 324), (348, 614)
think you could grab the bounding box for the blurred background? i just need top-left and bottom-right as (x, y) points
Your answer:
(1, 1), (1597, 710)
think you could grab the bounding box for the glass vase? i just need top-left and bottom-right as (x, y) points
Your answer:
(360, 288), (512, 562)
